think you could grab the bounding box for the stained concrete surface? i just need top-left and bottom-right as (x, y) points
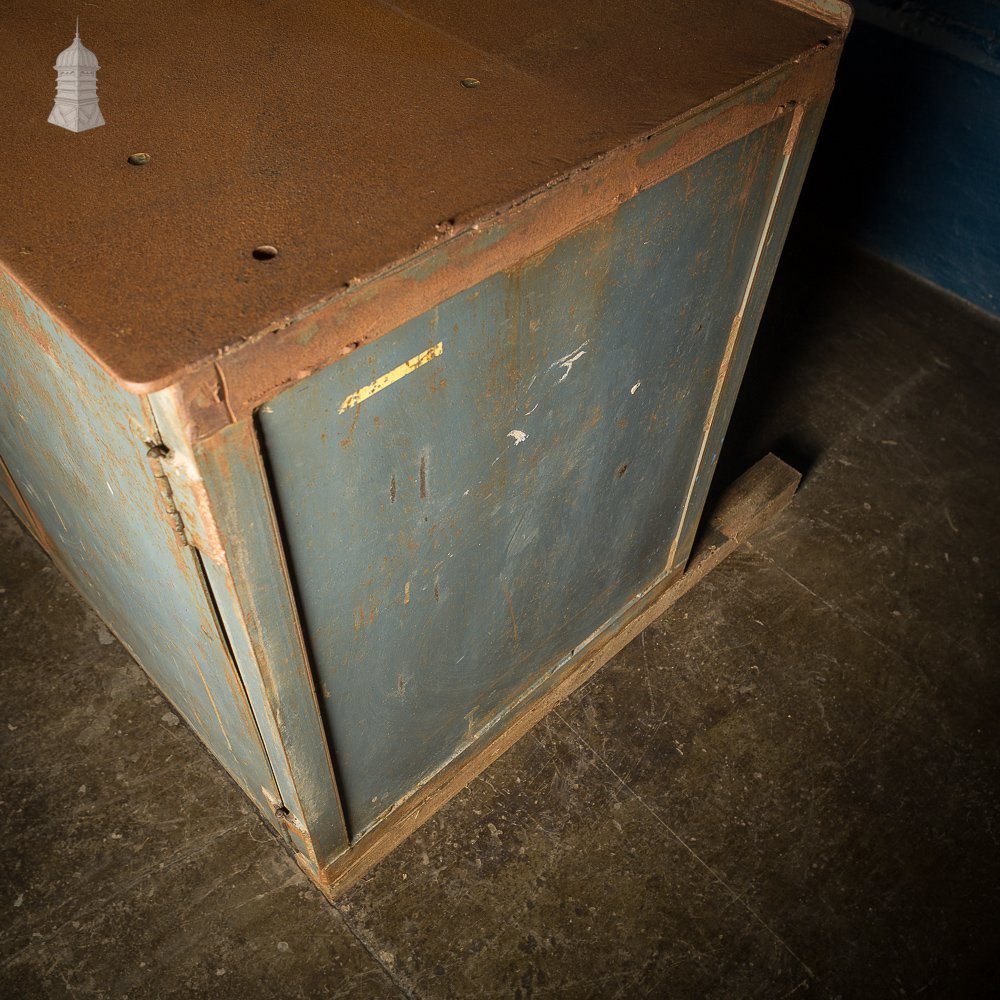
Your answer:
(2, 232), (999, 998)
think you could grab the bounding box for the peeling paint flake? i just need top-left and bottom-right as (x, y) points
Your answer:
(507, 430), (527, 445)
(631, 381), (641, 395)
(338, 341), (443, 414)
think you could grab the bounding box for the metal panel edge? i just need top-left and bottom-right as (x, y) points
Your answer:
(671, 97), (835, 562)
(149, 389), (349, 872)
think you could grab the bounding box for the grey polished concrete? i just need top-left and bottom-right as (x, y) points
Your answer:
(3, 233), (999, 999)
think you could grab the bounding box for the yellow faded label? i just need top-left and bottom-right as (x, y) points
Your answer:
(338, 342), (444, 414)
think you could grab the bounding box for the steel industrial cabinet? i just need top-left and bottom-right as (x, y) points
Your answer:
(0, 0), (850, 896)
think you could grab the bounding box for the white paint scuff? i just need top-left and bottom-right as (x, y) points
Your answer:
(631, 381), (641, 395)
(550, 342), (588, 383)
(507, 430), (527, 445)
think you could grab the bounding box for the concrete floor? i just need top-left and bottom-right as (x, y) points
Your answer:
(2, 231), (999, 999)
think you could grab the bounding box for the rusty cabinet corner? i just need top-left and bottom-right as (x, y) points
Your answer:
(0, 0), (850, 896)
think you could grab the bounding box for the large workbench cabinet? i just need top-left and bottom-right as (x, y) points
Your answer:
(0, 0), (850, 896)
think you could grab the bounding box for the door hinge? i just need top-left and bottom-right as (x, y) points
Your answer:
(145, 442), (190, 546)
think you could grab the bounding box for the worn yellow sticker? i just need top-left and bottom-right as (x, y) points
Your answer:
(338, 342), (444, 414)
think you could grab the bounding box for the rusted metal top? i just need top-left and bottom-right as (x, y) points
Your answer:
(0, 0), (846, 393)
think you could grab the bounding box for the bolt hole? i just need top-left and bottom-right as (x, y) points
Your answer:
(460, 77), (480, 89)
(617, 463), (629, 478)
(127, 152), (151, 166)
(252, 245), (278, 261)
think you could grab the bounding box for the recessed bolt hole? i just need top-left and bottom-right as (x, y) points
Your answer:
(617, 463), (629, 478)
(127, 152), (151, 166)
(460, 77), (480, 89)
(252, 245), (278, 261)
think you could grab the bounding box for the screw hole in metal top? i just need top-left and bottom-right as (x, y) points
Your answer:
(127, 152), (151, 166)
(460, 77), (480, 89)
(252, 245), (278, 261)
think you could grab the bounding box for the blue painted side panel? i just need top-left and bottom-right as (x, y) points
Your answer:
(0, 272), (278, 814)
(260, 118), (790, 835)
(804, 12), (1000, 316)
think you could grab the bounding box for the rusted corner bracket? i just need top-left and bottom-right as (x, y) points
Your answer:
(311, 453), (802, 901)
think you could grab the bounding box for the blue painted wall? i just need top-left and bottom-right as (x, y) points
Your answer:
(803, 0), (1000, 316)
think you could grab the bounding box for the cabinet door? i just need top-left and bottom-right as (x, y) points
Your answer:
(259, 116), (790, 836)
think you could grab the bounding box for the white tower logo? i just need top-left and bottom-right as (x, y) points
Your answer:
(48, 18), (105, 133)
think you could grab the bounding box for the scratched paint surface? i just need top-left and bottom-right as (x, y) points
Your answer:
(0, 272), (278, 814)
(259, 118), (789, 836)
